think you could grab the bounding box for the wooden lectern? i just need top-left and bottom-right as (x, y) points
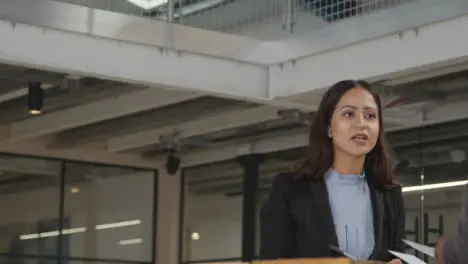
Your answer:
(200, 258), (386, 264)
(251, 258), (386, 264)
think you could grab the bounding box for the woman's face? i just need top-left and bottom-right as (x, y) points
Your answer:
(329, 87), (380, 158)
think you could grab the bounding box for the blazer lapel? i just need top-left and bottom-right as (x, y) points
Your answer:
(310, 180), (339, 250)
(368, 184), (384, 259)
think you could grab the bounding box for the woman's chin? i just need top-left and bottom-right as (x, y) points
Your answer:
(347, 148), (371, 158)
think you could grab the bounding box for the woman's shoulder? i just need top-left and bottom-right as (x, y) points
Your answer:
(383, 184), (403, 197)
(382, 184), (404, 211)
(270, 171), (312, 194)
(272, 171), (307, 185)
(270, 172), (295, 191)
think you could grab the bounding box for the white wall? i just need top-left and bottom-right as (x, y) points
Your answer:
(182, 185), (467, 262)
(0, 170), (155, 262)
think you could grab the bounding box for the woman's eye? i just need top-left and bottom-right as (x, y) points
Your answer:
(343, 111), (354, 117)
(365, 113), (377, 119)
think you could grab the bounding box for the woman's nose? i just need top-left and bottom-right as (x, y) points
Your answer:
(354, 114), (367, 128)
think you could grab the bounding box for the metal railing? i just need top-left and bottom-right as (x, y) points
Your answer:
(49, 0), (413, 40)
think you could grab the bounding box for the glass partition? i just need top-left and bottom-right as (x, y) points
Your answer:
(61, 162), (155, 262)
(391, 122), (468, 263)
(181, 162), (243, 263)
(0, 154), (157, 264)
(0, 155), (61, 257)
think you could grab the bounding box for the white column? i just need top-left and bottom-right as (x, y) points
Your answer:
(156, 168), (182, 264)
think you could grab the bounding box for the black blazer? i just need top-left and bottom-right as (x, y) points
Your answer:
(259, 172), (405, 261)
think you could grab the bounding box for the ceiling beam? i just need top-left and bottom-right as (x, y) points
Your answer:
(6, 88), (202, 141)
(0, 139), (158, 169)
(157, 99), (468, 167)
(54, 97), (252, 148)
(109, 96), (468, 155)
(175, 129), (308, 167)
(0, 16), (268, 102)
(107, 106), (282, 152)
(269, 1), (468, 98)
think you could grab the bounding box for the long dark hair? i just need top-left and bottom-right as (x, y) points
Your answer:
(293, 80), (397, 188)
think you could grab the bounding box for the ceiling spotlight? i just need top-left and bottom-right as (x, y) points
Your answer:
(27, 82), (43, 115)
(191, 232), (200, 240)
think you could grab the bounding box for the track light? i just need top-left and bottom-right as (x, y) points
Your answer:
(165, 148), (180, 176)
(27, 82), (43, 115)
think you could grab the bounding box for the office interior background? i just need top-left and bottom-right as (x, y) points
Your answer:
(0, 1), (467, 264)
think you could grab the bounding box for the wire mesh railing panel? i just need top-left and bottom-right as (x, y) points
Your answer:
(47, 0), (416, 40)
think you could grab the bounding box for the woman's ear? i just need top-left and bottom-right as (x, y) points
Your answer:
(328, 127), (332, 138)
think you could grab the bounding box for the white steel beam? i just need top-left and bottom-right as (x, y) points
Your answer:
(0, 0), (264, 62)
(7, 88), (201, 141)
(0, 19), (268, 100)
(107, 106), (281, 152)
(246, 0), (467, 64)
(269, 11), (468, 98)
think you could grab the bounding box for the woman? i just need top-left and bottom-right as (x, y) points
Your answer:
(260, 80), (404, 263)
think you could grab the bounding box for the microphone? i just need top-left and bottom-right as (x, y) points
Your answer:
(329, 245), (357, 260)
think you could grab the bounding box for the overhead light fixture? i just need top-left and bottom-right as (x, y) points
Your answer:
(402, 180), (468, 193)
(126, 0), (168, 10)
(19, 219), (142, 240)
(95, 219), (142, 230)
(20, 227), (87, 240)
(27, 82), (43, 115)
(119, 238), (143, 245)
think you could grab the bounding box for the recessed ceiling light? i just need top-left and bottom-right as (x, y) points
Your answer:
(29, 109), (42, 115)
(402, 180), (468, 193)
(71, 187), (80, 194)
(126, 0), (168, 10)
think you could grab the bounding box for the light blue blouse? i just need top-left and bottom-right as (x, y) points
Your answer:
(324, 168), (375, 260)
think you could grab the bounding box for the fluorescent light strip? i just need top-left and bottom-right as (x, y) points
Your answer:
(62, 227), (87, 235)
(95, 220), (141, 230)
(20, 227), (86, 240)
(126, 0), (168, 10)
(119, 238), (143, 245)
(19, 220), (141, 240)
(402, 180), (468, 193)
